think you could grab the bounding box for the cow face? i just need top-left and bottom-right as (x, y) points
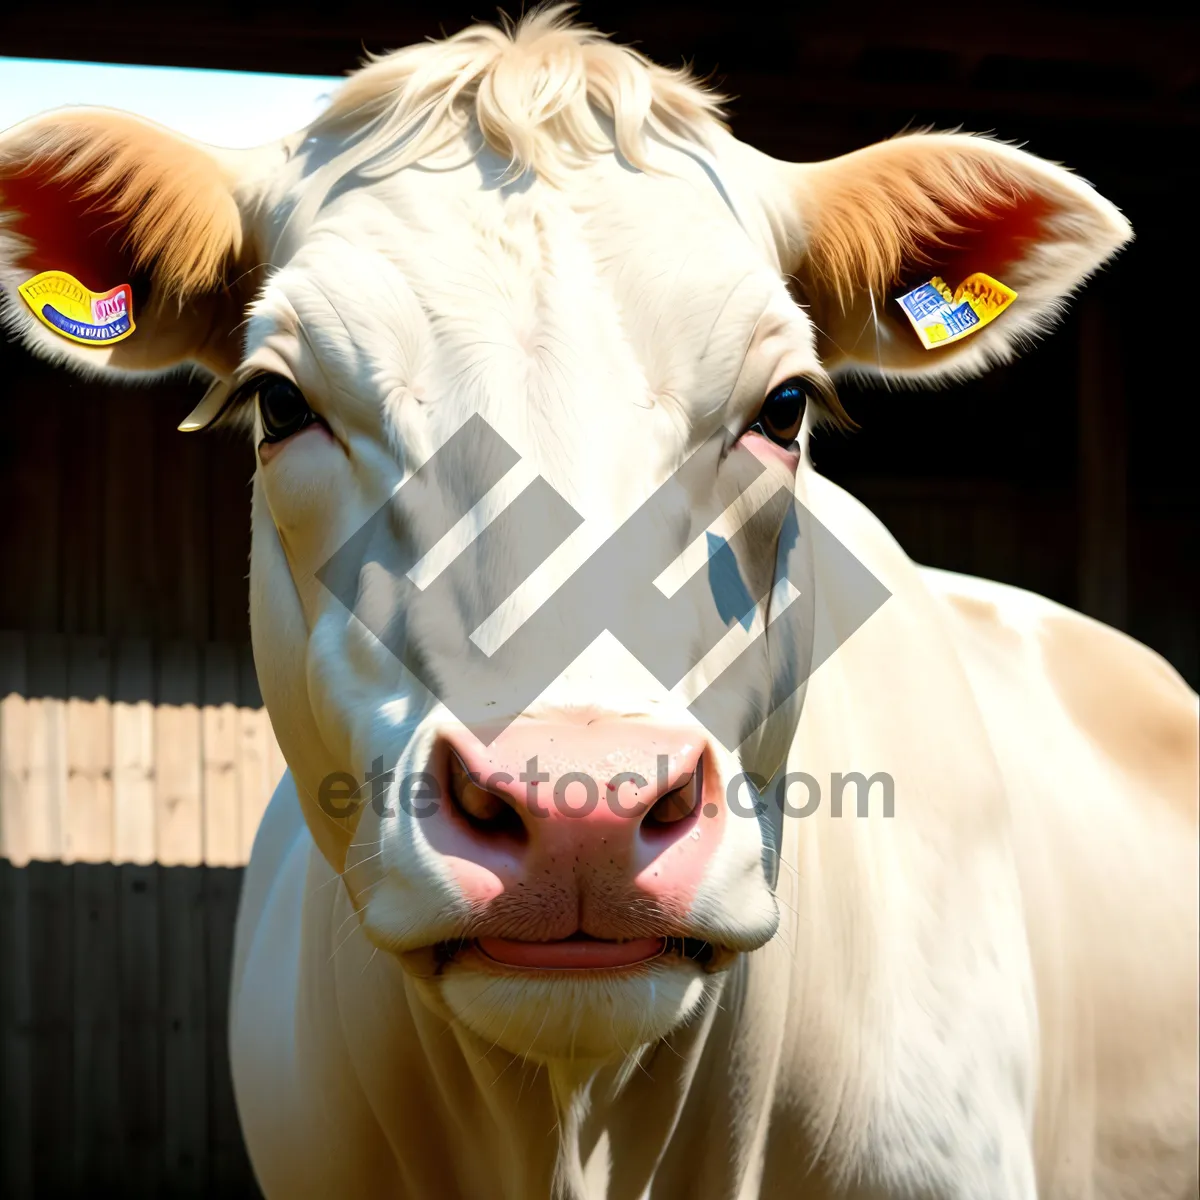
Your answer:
(237, 131), (828, 1058)
(0, 14), (1128, 1061)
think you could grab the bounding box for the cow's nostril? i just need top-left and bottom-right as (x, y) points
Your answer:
(448, 750), (526, 840)
(644, 763), (702, 828)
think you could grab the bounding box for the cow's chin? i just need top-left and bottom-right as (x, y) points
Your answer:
(426, 958), (711, 1062)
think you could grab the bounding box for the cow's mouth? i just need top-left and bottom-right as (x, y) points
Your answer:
(432, 933), (719, 972)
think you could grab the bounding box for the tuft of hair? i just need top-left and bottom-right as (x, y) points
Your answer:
(0, 109), (243, 298)
(312, 4), (727, 181)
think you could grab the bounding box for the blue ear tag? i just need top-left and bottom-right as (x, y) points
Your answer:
(896, 272), (1016, 349)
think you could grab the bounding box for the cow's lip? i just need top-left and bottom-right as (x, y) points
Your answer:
(476, 935), (666, 970)
(430, 934), (720, 973)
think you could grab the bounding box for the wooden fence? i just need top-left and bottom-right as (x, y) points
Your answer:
(0, 632), (284, 869)
(0, 861), (260, 1197)
(0, 631), (280, 1196)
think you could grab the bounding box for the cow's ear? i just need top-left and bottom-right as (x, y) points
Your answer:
(779, 132), (1131, 379)
(0, 108), (277, 380)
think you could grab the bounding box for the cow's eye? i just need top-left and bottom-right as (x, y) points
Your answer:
(256, 375), (316, 444)
(752, 378), (810, 447)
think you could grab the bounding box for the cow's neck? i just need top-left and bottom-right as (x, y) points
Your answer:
(319, 864), (784, 1198)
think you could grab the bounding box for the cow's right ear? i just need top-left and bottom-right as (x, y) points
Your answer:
(0, 107), (278, 382)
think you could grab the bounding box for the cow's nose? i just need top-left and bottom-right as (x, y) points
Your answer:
(428, 720), (724, 906)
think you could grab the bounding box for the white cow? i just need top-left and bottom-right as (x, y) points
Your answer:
(1, 11), (1196, 1198)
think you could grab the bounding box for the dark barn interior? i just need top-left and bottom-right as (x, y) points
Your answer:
(0, 2), (1196, 1195)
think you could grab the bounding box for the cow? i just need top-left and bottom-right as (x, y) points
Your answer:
(1, 10), (1196, 1198)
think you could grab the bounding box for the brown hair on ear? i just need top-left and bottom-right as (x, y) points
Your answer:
(782, 131), (1130, 379)
(800, 132), (1043, 309)
(0, 109), (245, 300)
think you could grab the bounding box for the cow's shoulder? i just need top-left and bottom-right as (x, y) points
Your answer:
(922, 567), (1199, 825)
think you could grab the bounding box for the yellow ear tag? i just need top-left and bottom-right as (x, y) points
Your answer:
(17, 270), (135, 347)
(896, 272), (1017, 350)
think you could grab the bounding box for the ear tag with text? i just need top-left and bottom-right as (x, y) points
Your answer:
(896, 272), (1017, 350)
(17, 270), (135, 346)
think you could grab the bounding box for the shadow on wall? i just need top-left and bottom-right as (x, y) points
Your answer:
(0, 860), (263, 1199)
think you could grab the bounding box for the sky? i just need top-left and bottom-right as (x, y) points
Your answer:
(0, 57), (344, 146)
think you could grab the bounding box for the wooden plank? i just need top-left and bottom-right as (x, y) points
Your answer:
(0, 861), (33, 1196)
(160, 866), (209, 1197)
(28, 861), (73, 1194)
(203, 644), (241, 867)
(65, 636), (115, 863)
(0, 353), (61, 632)
(0, 632), (29, 866)
(72, 862), (122, 1189)
(154, 391), (211, 643)
(155, 643), (203, 867)
(205, 866), (254, 1191)
(24, 635), (68, 863)
(118, 863), (162, 1199)
(237, 644), (272, 861)
(104, 385), (158, 638)
(60, 378), (107, 636)
(113, 638), (157, 865)
(238, 644), (287, 800)
(209, 441), (256, 644)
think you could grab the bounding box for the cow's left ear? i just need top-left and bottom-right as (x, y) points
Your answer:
(772, 132), (1132, 378)
(0, 108), (279, 381)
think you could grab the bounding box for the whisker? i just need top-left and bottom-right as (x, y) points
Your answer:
(328, 906), (367, 963)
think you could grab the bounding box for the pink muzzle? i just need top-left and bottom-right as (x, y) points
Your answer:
(420, 718), (727, 950)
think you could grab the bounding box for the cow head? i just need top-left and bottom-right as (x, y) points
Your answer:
(0, 11), (1129, 1061)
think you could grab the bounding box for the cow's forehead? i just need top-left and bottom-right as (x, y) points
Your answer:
(244, 140), (817, 467)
